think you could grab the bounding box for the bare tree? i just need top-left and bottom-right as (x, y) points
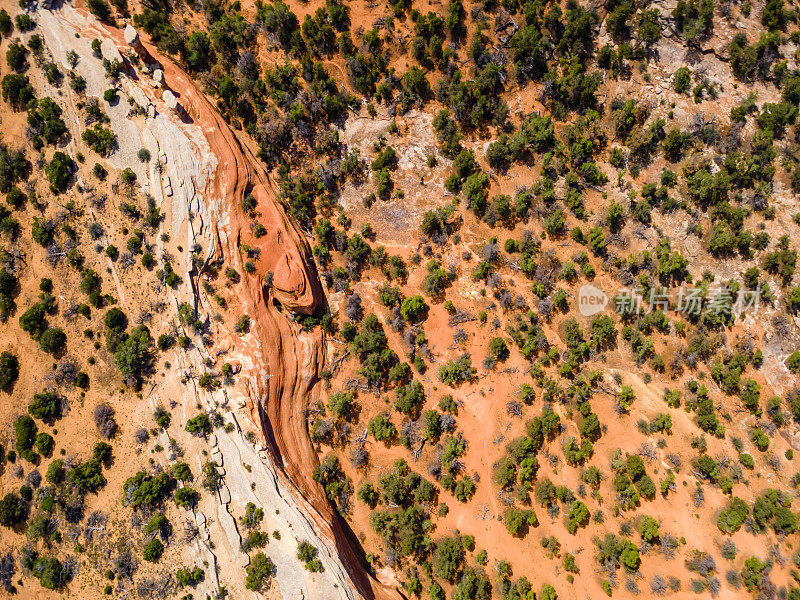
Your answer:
(350, 443), (368, 469)
(94, 403), (118, 439)
(25, 470), (41, 488)
(136, 575), (173, 599)
(344, 293), (363, 322)
(650, 575), (667, 596)
(115, 552), (137, 580)
(85, 511), (108, 543)
(0, 552), (14, 590)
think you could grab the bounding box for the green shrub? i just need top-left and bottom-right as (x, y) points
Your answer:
(175, 486), (199, 508)
(505, 507), (537, 537)
(1, 73), (36, 109)
(242, 502), (264, 528)
(432, 536), (464, 582)
(566, 500), (590, 534)
(297, 541), (323, 571)
(751, 428), (769, 451)
(0, 492), (28, 527)
(0, 10), (11, 35)
(173, 462), (192, 481)
(245, 552), (275, 591)
(692, 454), (719, 482)
(176, 566), (204, 587)
(121, 168), (136, 185)
(142, 538), (164, 562)
(327, 391), (355, 420)
(741, 556), (767, 592)
(400, 295), (426, 323)
(35, 433), (54, 457)
(45, 152), (75, 193)
(145, 514), (169, 535)
(0, 351), (19, 392)
(32, 556), (68, 589)
(14, 414), (37, 460)
(395, 380), (425, 416)
(185, 413), (211, 436)
(540, 584), (558, 600)
(453, 477), (476, 502)
(674, 67), (691, 93)
(45, 460), (64, 484)
(202, 462), (221, 491)
(438, 354), (475, 386)
(114, 325), (153, 387)
(786, 351), (800, 373)
(69, 459), (105, 492)
(123, 471), (174, 508)
(367, 413), (396, 442)
(39, 327), (66, 354)
(94, 442), (112, 464)
(358, 483), (379, 507)
(6, 42), (28, 73)
(174, 487), (198, 508)
(28, 391), (60, 422)
(31, 217), (55, 247)
(717, 497), (749, 533)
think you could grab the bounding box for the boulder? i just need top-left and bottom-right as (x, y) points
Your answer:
(128, 85), (149, 110)
(163, 90), (183, 115)
(124, 25), (140, 48)
(163, 90), (177, 109)
(100, 39), (123, 65)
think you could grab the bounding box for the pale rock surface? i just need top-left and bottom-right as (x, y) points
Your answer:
(163, 89), (179, 110)
(124, 24), (139, 47)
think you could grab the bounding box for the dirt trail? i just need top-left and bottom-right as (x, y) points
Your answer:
(40, 5), (399, 599)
